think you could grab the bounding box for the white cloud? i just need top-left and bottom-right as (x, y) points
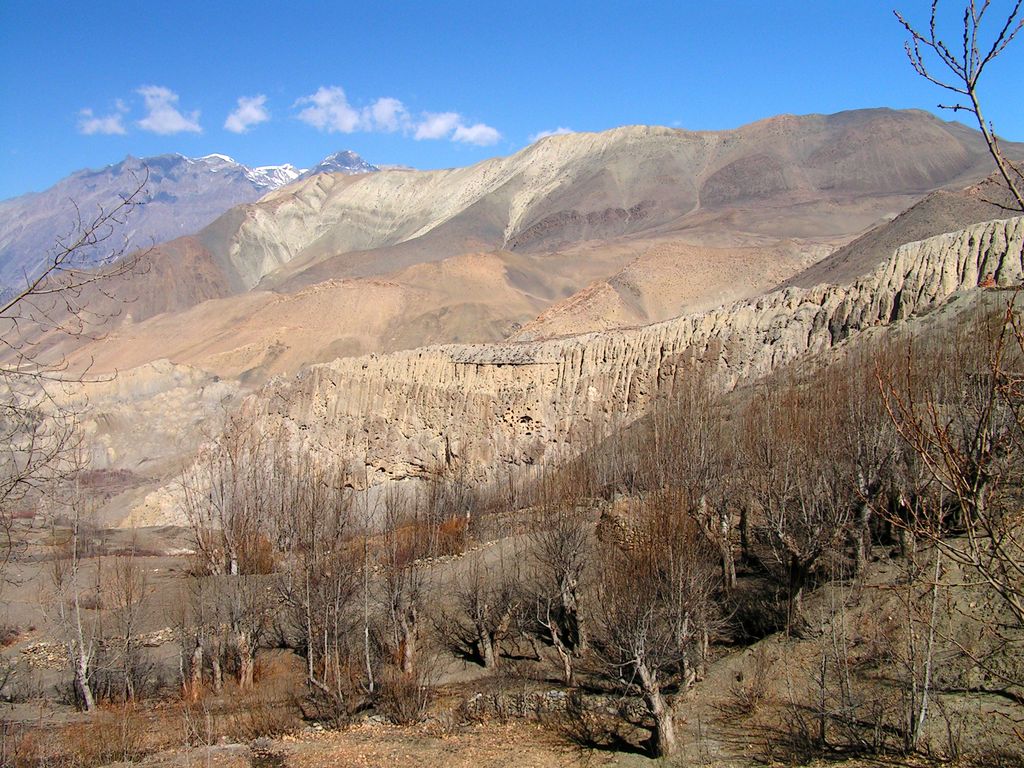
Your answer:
(295, 88), (417, 134)
(414, 111), (461, 140)
(78, 107), (126, 136)
(368, 97), (409, 132)
(224, 94), (270, 133)
(294, 85), (501, 146)
(453, 122), (501, 146)
(295, 86), (363, 133)
(136, 85), (201, 134)
(529, 126), (574, 142)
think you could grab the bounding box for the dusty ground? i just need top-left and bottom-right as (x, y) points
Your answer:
(116, 722), (642, 768)
(4, 517), (1022, 768)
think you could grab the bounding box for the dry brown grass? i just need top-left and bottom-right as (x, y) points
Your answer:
(2, 705), (153, 768)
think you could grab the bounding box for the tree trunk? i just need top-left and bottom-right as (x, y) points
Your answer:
(236, 631), (255, 689)
(696, 626), (710, 682)
(73, 647), (95, 712)
(211, 636), (224, 693)
(559, 646), (575, 687)
(911, 552), (943, 750)
(478, 628), (496, 669)
(124, 638), (136, 702)
(70, 587), (94, 712)
(787, 557), (807, 633)
(853, 502), (871, 576)
(549, 624), (575, 686)
(188, 640), (203, 700)
(739, 505), (752, 563)
(720, 539), (737, 592)
(400, 615), (416, 675)
(636, 661), (675, 757)
(561, 583), (585, 652)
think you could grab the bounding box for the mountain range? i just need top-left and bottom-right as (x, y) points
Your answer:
(34, 108), (1023, 382)
(9, 106), (1024, 525)
(0, 149), (378, 296)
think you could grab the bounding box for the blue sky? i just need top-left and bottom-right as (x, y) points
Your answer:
(1, 0), (1021, 200)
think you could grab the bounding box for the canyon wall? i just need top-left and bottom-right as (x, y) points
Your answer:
(225, 216), (1023, 500)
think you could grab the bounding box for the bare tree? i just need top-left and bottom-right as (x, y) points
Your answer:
(47, 491), (100, 711)
(657, 370), (737, 591)
(592, 492), (721, 758)
(895, 0), (1024, 210)
(447, 553), (521, 670)
(0, 175), (148, 582)
(107, 546), (151, 702)
(825, 349), (902, 576)
(527, 472), (590, 685)
(273, 448), (362, 721)
(378, 487), (426, 675)
(740, 375), (854, 631)
(879, 301), (1024, 627)
(180, 414), (281, 690)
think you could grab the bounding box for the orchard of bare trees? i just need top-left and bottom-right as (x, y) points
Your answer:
(137, 288), (1018, 761)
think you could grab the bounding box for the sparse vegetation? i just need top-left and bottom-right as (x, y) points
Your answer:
(1, 8), (1022, 766)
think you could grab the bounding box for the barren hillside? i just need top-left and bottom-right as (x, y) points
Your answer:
(106, 215), (1022, 526)
(42, 110), (1024, 385)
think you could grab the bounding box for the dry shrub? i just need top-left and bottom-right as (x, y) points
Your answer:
(174, 653), (304, 746)
(435, 516), (468, 557)
(237, 532), (277, 575)
(76, 591), (103, 611)
(223, 688), (300, 741)
(1, 720), (34, 768)
(379, 512), (467, 566)
(378, 664), (433, 725)
(0, 626), (20, 648)
(222, 653), (303, 740)
(26, 705), (149, 767)
(726, 646), (772, 716)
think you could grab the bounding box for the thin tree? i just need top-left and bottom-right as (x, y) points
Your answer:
(448, 553), (521, 670)
(48, 490), (99, 711)
(108, 546), (151, 702)
(657, 370), (737, 591)
(527, 471), (590, 685)
(273, 448), (361, 721)
(740, 376), (854, 631)
(0, 175), (148, 582)
(592, 492), (721, 758)
(378, 486), (426, 675)
(895, 0), (1024, 209)
(179, 413), (280, 689)
(879, 301), (1024, 627)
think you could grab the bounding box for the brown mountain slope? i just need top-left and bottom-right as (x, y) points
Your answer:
(70, 240), (787, 380)
(781, 174), (1021, 288)
(100, 110), (1022, 323)
(511, 239), (827, 341)
(43, 110), (1024, 384)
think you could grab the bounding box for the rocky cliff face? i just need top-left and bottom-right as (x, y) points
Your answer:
(191, 216), (1021, 511)
(116, 216), (1022, 525)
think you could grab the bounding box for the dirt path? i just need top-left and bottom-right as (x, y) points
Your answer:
(274, 721), (609, 768)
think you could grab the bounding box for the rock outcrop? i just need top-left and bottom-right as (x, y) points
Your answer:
(205, 216), (1021, 510)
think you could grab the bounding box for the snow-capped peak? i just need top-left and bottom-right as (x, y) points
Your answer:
(246, 164), (304, 190)
(298, 151), (379, 180)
